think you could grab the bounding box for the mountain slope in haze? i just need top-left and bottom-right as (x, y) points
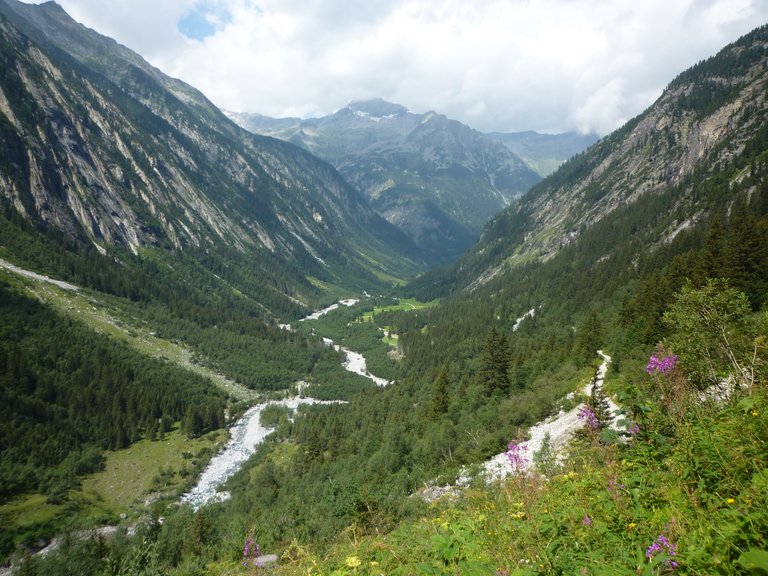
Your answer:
(429, 23), (768, 293)
(226, 99), (542, 265)
(488, 130), (599, 177)
(0, 0), (424, 307)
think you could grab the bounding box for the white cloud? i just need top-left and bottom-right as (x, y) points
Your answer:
(22, 0), (768, 135)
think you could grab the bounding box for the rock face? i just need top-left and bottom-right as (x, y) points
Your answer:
(449, 24), (768, 288)
(227, 99), (542, 265)
(0, 0), (423, 285)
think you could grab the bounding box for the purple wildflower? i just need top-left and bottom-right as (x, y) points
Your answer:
(578, 405), (600, 430)
(243, 533), (261, 567)
(607, 477), (625, 496)
(646, 354), (678, 375)
(505, 440), (529, 474)
(582, 514), (592, 526)
(646, 534), (679, 570)
(628, 422), (640, 438)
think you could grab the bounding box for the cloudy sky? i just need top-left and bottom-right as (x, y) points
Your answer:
(24, 0), (768, 135)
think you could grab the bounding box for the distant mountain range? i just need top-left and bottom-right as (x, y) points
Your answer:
(0, 0), (425, 309)
(226, 100), (566, 264)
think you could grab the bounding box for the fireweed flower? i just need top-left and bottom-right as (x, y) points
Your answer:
(607, 477), (625, 496)
(578, 405), (600, 430)
(242, 533), (261, 567)
(646, 534), (679, 570)
(505, 440), (529, 473)
(646, 354), (678, 375)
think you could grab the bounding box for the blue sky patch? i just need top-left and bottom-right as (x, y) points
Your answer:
(178, 4), (232, 41)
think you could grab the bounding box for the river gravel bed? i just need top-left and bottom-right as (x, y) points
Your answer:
(181, 397), (339, 509)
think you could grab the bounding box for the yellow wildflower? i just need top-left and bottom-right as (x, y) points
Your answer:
(726, 498), (735, 504)
(751, 410), (759, 417)
(345, 556), (362, 568)
(627, 522), (637, 530)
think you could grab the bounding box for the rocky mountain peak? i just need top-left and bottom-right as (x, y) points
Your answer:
(345, 98), (408, 119)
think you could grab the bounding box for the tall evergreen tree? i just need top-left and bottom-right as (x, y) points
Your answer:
(577, 310), (603, 363)
(428, 365), (450, 420)
(478, 327), (511, 395)
(589, 377), (612, 429)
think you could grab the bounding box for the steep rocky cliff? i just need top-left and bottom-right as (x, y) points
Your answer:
(0, 0), (423, 295)
(446, 24), (768, 289)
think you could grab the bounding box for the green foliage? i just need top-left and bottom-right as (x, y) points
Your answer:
(5, 17), (768, 576)
(427, 365), (450, 420)
(478, 327), (511, 395)
(532, 432), (560, 477)
(577, 310), (603, 364)
(589, 379), (613, 430)
(663, 279), (757, 389)
(0, 282), (226, 506)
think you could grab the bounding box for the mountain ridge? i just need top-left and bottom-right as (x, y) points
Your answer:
(422, 23), (768, 294)
(226, 99), (543, 265)
(0, 0), (425, 305)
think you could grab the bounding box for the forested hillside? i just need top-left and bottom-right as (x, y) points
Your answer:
(420, 24), (768, 294)
(0, 0), (421, 556)
(228, 99), (542, 265)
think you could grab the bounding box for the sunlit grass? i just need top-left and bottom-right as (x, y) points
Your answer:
(77, 426), (226, 515)
(359, 297), (440, 322)
(0, 494), (63, 529)
(1, 269), (257, 401)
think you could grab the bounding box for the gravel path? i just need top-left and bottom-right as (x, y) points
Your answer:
(0, 257), (79, 290)
(479, 351), (617, 482)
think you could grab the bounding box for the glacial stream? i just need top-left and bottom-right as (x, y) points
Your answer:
(301, 298), (391, 387)
(181, 397), (337, 510)
(183, 299), (387, 509)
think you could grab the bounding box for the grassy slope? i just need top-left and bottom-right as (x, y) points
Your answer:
(0, 427), (224, 534)
(233, 361), (768, 576)
(0, 267), (258, 402)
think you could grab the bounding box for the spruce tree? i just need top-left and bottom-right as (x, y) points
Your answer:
(479, 327), (511, 396)
(577, 310), (603, 363)
(428, 365), (450, 419)
(589, 376), (612, 429)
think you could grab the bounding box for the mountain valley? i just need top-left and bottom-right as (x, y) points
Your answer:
(1, 3), (768, 575)
(226, 99), (545, 265)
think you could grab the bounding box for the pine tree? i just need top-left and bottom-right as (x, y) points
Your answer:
(428, 365), (450, 420)
(479, 327), (511, 396)
(576, 310), (603, 363)
(589, 376), (612, 429)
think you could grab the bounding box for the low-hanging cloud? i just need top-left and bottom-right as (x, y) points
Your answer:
(24, 0), (768, 135)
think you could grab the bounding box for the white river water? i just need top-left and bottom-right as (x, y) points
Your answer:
(299, 298), (391, 387)
(422, 351), (619, 501)
(186, 301), (586, 508)
(184, 299), (386, 509)
(181, 397), (338, 509)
